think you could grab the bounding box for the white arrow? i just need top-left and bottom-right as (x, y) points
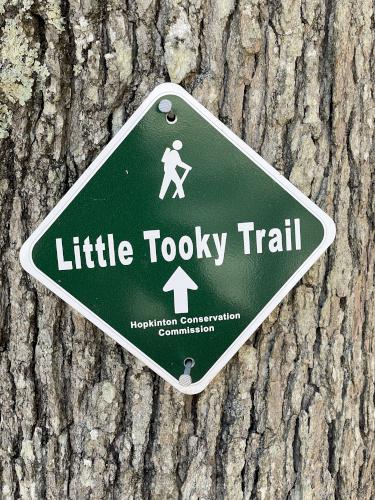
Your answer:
(163, 266), (198, 314)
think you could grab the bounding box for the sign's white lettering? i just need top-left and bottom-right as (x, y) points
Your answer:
(238, 218), (301, 254)
(55, 219), (302, 271)
(56, 234), (134, 271)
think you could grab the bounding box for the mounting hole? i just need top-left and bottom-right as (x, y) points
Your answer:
(184, 357), (195, 368)
(166, 112), (177, 124)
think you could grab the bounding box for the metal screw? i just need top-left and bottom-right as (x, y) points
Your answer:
(158, 99), (172, 113)
(179, 358), (195, 386)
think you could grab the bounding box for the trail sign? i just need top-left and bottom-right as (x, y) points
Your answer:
(20, 83), (335, 394)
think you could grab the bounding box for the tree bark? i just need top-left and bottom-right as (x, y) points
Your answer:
(0, 0), (374, 498)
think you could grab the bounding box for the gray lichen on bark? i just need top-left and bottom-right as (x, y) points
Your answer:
(0, 0), (374, 498)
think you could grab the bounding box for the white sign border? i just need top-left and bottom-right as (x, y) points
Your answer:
(20, 83), (336, 395)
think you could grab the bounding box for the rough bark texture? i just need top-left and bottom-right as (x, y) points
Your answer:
(0, 0), (374, 498)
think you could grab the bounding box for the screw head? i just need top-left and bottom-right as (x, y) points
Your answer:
(179, 374), (192, 387)
(158, 99), (172, 113)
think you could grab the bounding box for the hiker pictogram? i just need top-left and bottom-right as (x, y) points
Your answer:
(159, 140), (192, 200)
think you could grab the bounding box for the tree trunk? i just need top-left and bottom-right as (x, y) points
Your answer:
(0, 0), (374, 498)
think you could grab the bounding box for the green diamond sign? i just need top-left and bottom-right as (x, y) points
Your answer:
(20, 84), (335, 394)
